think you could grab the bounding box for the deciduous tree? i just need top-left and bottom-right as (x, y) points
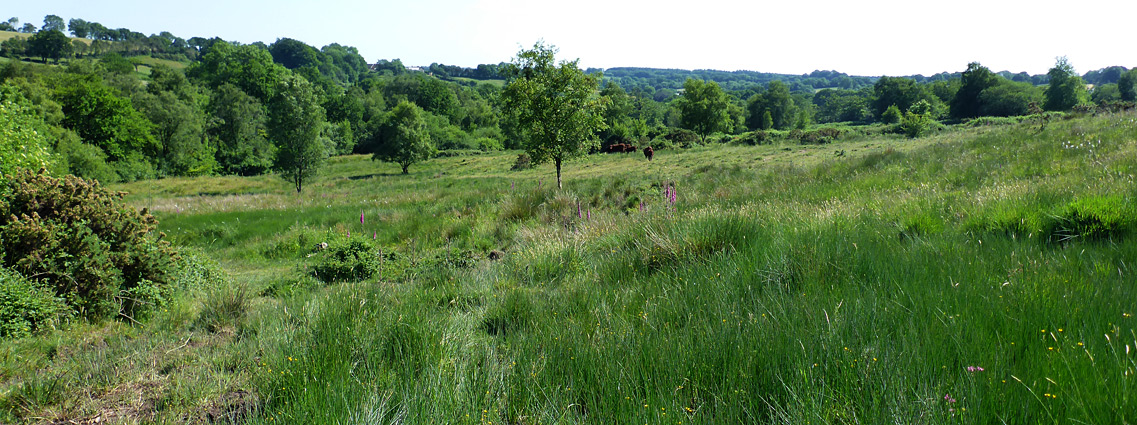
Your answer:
(501, 41), (606, 189)
(372, 100), (434, 174)
(269, 74), (327, 193)
(676, 78), (731, 143)
(950, 62), (998, 119)
(1044, 57), (1089, 111)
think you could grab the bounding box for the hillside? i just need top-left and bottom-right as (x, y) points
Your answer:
(1, 111), (1133, 423)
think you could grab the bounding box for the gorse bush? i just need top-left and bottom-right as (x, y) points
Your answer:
(0, 169), (177, 319)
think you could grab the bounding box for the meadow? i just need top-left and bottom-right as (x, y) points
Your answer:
(1, 111), (1135, 424)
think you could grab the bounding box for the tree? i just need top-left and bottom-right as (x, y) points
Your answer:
(268, 74), (327, 193)
(54, 75), (158, 161)
(68, 18), (89, 38)
(210, 84), (276, 175)
(675, 78), (731, 143)
(42, 15), (65, 32)
(187, 40), (287, 102)
(373, 101), (435, 174)
(1044, 57), (1089, 111)
(501, 41), (606, 189)
(746, 80), (796, 130)
(1119, 69), (1137, 102)
(27, 30), (73, 63)
(269, 37), (321, 70)
(132, 90), (216, 176)
(20, 23), (36, 34)
(950, 62), (999, 119)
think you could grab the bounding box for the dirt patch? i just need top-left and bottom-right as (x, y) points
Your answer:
(205, 390), (260, 424)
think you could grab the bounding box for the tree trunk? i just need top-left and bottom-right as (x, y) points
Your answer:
(402, 164), (409, 174)
(555, 158), (562, 189)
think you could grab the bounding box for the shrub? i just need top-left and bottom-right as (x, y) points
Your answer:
(309, 239), (384, 283)
(0, 169), (177, 319)
(0, 268), (71, 338)
(881, 105), (902, 124)
(476, 137), (503, 152)
(737, 130), (769, 146)
(511, 152), (533, 170)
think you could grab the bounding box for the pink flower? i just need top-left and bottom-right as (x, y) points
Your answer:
(373, 231), (377, 240)
(966, 366), (985, 372)
(360, 210), (365, 224)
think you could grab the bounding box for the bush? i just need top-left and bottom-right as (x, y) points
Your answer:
(309, 239), (384, 283)
(736, 130), (769, 146)
(0, 268), (71, 338)
(0, 169), (177, 319)
(881, 105), (902, 124)
(511, 152), (533, 170)
(54, 131), (119, 183)
(476, 137), (503, 152)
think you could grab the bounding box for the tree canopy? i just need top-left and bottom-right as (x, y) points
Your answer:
(676, 78), (731, 142)
(372, 100), (435, 174)
(501, 41), (606, 189)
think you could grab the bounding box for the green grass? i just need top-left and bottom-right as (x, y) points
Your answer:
(3, 112), (1136, 423)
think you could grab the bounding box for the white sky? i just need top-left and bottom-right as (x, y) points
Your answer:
(7, 0), (1136, 77)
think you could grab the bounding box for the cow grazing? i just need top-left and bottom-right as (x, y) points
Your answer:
(644, 146), (654, 161)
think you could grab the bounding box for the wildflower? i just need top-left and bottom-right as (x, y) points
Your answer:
(587, 210), (591, 220)
(966, 366), (984, 372)
(360, 210), (365, 224)
(943, 393), (956, 403)
(373, 231), (377, 240)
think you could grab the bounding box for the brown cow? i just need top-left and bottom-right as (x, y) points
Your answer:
(643, 146), (654, 161)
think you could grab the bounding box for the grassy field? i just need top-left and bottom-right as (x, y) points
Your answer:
(1, 112), (1135, 424)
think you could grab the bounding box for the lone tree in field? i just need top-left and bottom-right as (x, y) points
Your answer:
(676, 78), (732, 143)
(269, 74), (327, 193)
(373, 100), (435, 174)
(501, 41), (606, 189)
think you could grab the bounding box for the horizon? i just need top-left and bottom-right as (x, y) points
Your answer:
(5, 1), (1136, 77)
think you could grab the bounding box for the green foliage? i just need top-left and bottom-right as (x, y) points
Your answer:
(900, 110), (930, 138)
(676, 78), (732, 142)
(0, 96), (55, 178)
(1044, 57), (1089, 111)
(209, 83), (276, 176)
(1119, 69), (1137, 102)
(53, 130), (119, 182)
(53, 74), (158, 162)
(133, 89), (217, 176)
(187, 41), (287, 102)
(977, 79), (1042, 117)
(0, 169), (177, 319)
(0, 268), (71, 338)
(26, 30), (72, 64)
(99, 52), (133, 74)
(881, 104), (902, 124)
(269, 74), (327, 192)
(950, 62), (998, 119)
(511, 152), (533, 170)
(309, 239), (385, 283)
(502, 41), (607, 188)
(372, 100), (435, 174)
(746, 80), (797, 130)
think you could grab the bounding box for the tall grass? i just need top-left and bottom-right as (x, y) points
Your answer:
(3, 111), (1134, 423)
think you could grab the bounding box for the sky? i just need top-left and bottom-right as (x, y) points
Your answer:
(6, 0), (1137, 77)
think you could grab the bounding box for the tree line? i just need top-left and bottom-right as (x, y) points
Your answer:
(1, 13), (1134, 193)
